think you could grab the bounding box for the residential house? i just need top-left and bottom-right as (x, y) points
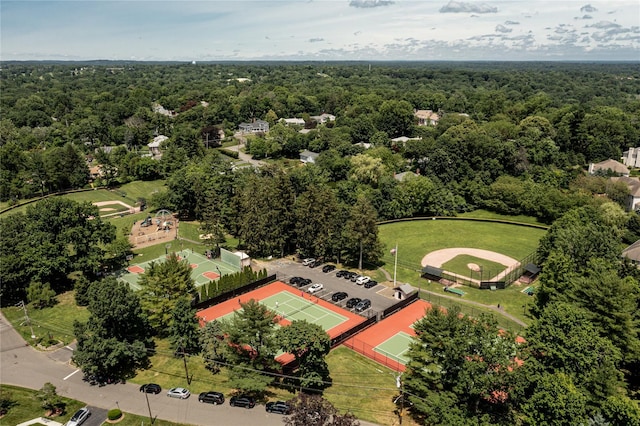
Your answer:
(391, 136), (422, 144)
(310, 113), (336, 124)
(414, 109), (440, 126)
(148, 135), (168, 159)
(300, 150), (320, 164)
(393, 171), (418, 182)
(239, 120), (269, 133)
(280, 118), (306, 126)
(355, 142), (372, 149)
(610, 176), (640, 211)
(622, 240), (640, 266)
(622, 147), (640, 168)
(588, 159), (629, 176)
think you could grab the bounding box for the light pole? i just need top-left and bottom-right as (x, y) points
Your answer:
(143, 386), (154, 424)
(215, 266), (222, 293)
(391, 244), (398, 288)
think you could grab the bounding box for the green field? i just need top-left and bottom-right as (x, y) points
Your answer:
(441, 254), (509, 279)
(0, 384), (85, 426)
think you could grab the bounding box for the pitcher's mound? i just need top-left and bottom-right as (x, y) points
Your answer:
(467, 263), (481, 272)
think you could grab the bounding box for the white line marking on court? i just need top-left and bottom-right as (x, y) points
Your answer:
(63, 369), (80, 380)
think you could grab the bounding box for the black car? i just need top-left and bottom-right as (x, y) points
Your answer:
(364, 280), (378, 289)
(335, 270), (348, 278)
(289, 276), (302, 285)
(322, 264), (336, 273)
(346, 297), (361, 308)
(230, 395), (256, 408)
(299, 278), (312, 287)
(331, 291), (348, 302)
(343, 271), (357, 280)
(355, 299), (371, 312)
(199, 391), (225, 405)
(265, 400), (291, 414)
(140, 383), (162, 394)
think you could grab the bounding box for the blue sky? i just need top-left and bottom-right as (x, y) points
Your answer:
(2, 1), (639, 61)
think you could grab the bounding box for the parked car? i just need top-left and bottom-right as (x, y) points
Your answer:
(346, 297), (362, 309)
(299, 278), (312, 287)
(308, 283), (324, 294)
(65, 407), (91, 426)
(199, 391), (225, 405)
(355, 299), (371, 312)
(322, 264), (336, 273)
(344, 271), (357, 280)
(350, 273), (361, 282)
(230, 395), (256, 408)
(302, 258), (316, 266)
(167, 387), (191, 399)
(309, 259), (323, 268)
(289, 276), (302, 285)
(139, 383), (161, 394)
(331, 291), (348, 302)
(335, 269), (348, 278)
(364, 280), (378, 289)
(266, 400), (291, 414)
(355, 276), (371, 285)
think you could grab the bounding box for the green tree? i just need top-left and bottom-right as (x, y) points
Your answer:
(343, 195), (383, 269)
(26, 281), (56, 309)
(294, 186), (343, 260)
(221, 299), (279, 393)
(200, 320), (225, 374)
(376, 100), (415, 139)
(169, 298), (201, 356)
(284, 393), (360, 426)
(349, 154), (387, 187)
(73, 278), (152, 378)
(137, 253), (196, 335)
(522, 372), (587, 426)
(36, 382), (64, 414)
(601, 395), (640, 426)
(276, 320), (331, 391)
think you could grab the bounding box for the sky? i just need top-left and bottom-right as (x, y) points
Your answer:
(1, 0), (639, 61)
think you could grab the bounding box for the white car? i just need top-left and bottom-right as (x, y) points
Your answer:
(167, 387), (191, 399)
(66, 407), (91, 426)
(308, 283), (324, 294)
(302, 258), (316, 266)
(355, 275), (371, 285)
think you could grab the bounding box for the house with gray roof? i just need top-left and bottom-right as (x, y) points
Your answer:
(239, 120), (269, 134)
(300, 150), (320, 164)
(588, 159), (629, 176)
(622, 239), (640, 266)
(611, 176), (640, 211)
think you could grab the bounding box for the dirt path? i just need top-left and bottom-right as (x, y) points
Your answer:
(421, 248), (518, 268)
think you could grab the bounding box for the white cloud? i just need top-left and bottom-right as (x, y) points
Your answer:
(495, 24), (512, 33)
(440, 1), (497, 14)
(309, 38), (325, 43)
(505, 20), (520, 25)
(580, 4), (598, 13)
(588, 21), (622, 29)
(575, 15), (593, 20)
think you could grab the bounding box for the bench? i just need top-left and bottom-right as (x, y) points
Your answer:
(444, 287), (465, 296)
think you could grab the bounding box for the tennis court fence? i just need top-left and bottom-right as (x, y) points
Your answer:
(343, 336), (406, 372)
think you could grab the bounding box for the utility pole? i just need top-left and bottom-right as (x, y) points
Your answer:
(143, 386), (154, 424)
(391, 244), (398, 288)
(17, 301), (35, 339)
(396, 373), (404, 425)
(180, 338), (191, 385)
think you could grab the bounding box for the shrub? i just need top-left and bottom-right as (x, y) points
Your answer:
(107, 408), (122, 420)
(218, 148), (239, 159)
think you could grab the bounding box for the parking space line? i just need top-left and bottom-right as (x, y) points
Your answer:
(63, 369), (80, 380)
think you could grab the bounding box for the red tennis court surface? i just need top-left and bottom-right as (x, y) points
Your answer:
(202, 271), (220, 280)
(126, 265), (145, 274)
(344, 299), (432, 372)
(197, 281), (366, 364)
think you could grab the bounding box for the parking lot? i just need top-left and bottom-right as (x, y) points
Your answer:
(267, 260), (398, 316)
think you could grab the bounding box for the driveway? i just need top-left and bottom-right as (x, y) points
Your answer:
(262, 259), (399, 317)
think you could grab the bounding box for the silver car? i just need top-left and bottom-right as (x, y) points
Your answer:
(66, 407), (91, 426)
(167, 387), (191, 399)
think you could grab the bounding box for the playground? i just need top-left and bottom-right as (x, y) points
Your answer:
(128, 209), (178, 249)
(344, 299), (432, 372)
(197, 281), (366, 364)
(118, 249), (240, 291)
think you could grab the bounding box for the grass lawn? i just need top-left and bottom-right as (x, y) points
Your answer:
(0, 384), (85, 425)
(178, 221), (205, 243)
(459, 209), (548, 226)
(324, 346), (415, 426)
(1, 291), (88, 346)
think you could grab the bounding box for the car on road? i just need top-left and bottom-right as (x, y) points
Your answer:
(65, 407), (90, 426)
(139, 383), (161, 394)
(364, 280), (378, 289)
(302, 258), (316, 266)
(230, 395), (256, 408)
(308, 283), (324, 294)
(346, 297), (361, 309)
(331, 291), (348, 302)
(199, 391), (225, 405)
(322, 264), (336, 273)
(356, 276), (371, 285)
(167, 387), (191, 399)
(266, 400), (291, 414)
(355, 299), (372, 312)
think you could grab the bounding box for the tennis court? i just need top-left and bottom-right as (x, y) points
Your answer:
(373, 332), (414, 365)
(117, 249), (240, 291)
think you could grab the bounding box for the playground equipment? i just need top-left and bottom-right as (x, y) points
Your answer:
(140, 216), (152, 227)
